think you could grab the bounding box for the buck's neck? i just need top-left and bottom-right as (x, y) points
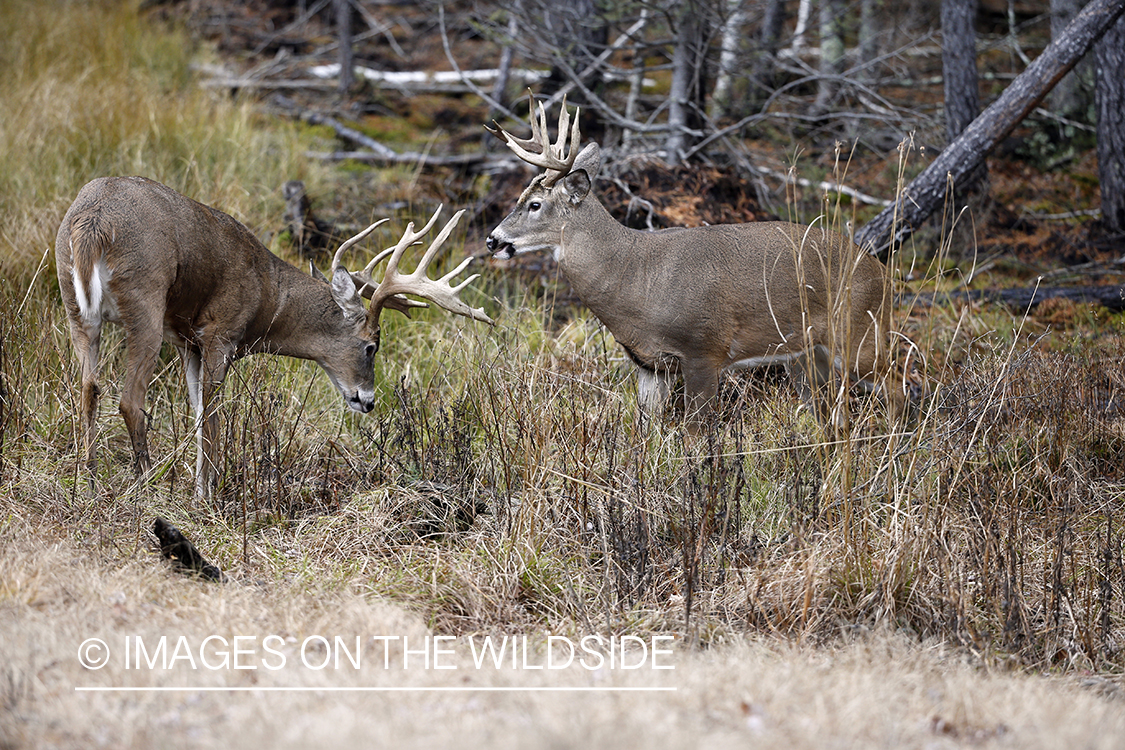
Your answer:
(556, 197), (653, 321)
(245, 256), (343, 362)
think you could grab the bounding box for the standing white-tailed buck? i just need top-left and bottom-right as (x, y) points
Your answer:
(56, 176), (492, 499)
(486, 100), (893, 423)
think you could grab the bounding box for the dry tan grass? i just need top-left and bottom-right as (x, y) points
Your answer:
(3, 527), (1124, 750)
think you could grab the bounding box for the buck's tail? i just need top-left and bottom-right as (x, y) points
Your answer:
(64, 210), (115, 324)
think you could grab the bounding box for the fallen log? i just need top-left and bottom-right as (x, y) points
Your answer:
(309, 64), (550, 93)
(304, 150), (493, 167)
(906, 283), (1125, 312)
(271, 94), (492, 167)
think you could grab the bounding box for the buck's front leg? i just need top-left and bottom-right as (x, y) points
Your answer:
(635, 367), (672, 414)
(789, 345), (848, 436)
(681, 359), (720, 433)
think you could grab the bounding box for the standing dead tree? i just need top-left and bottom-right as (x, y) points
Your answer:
(941, 0), (984, 192)
(1096, 10), (1125, 233)
(856, 0), (1125, 255)
(334, 0), (353, 92)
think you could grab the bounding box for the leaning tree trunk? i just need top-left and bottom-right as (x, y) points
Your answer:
(858, 0), (882, 82)
(491, 8), (520, 113)
(1095, 11), (1125, 232)
(709, 0), (748, 121)
(753, 0), (787, 102)
(855, 0), (1125, 255)
(790, 0), (813, 52)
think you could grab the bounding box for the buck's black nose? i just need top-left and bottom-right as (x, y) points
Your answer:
(486, 235), (498, 252)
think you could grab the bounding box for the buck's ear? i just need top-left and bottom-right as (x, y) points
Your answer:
(562, 169), (591, 205)
(329, 266), (366, 325)
(310, 262), (328, 283)
(562, 142), (600, 205)
(573, 142), (601, 176)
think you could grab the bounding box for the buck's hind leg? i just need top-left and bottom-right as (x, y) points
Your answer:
(174, 345), (206, 494)
(68, 318), (103, 496)
(193, 344), (233, 503)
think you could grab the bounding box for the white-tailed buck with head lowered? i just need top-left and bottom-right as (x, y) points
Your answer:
(57, 176), (492, 499)
(486, 99), (894, 425)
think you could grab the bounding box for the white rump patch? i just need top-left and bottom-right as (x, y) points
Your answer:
(73, 256), (116, 324)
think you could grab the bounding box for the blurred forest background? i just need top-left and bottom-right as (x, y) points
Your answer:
(158, 0), (1124, 277)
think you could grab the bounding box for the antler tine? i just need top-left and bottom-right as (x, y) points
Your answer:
(329, 218), (390, 275)
(547, 99), (581, 186)
(486, 95), (581, 185)
(322, 217), (425, 314)
(379, 208), (444, 281)
(353, 245), (426, 313)
(486, 98), (545, 154)
(551, 100), (572, 161)
(369, 207), (494, 325)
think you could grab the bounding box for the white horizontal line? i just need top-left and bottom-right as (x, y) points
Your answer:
(75, 686), (677, 693)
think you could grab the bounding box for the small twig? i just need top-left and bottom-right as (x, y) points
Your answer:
(438, 4), (521, 123)
(539, 11), (651, 112)
(1031, 107), (1098, 133)
(351, 0), (406, 59)
(1023, 208), (1102, 221)
(756, 165), (893, 207)
(251, 0), (331, 56)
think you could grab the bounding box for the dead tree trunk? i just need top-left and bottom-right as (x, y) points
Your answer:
(753, 0), (787, 102)
(1050, 0), (1092, 117)
(335, 0), (354, 92)
(814, 0), (846, 113)
(665, 0), (707, 164)
(492, 9), (519, 112)
(858, 0), (882, 82)
(1095, 11), (1125, 233)
(941, 0), (984, 191)
(855, 0), (1125, 256)
(709, 0), (748, 121)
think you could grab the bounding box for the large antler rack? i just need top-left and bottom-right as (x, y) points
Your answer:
(348, 206), (494, 325)
(324, 218), (423, 316)
(486, 95), (581, 188)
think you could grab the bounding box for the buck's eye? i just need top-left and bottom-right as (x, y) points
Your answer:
(528, 201), (542, 212)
